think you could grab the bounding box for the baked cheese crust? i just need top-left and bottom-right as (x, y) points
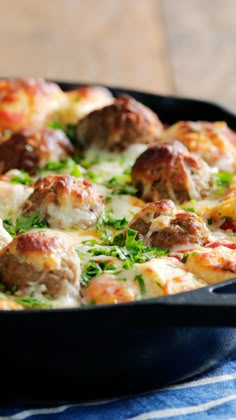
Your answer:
(0, 78), (235, 309)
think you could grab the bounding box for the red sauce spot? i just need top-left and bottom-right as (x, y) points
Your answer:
(220, 219), (236, 233)
(0, 110), (22, 122)
(205, 240), (236, 250)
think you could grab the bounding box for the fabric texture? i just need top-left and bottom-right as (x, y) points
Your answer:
(2, 358), (236, 420)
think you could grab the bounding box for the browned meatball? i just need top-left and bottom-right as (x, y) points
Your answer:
(22, 174), (105, 229)
(131, 140), (213, 204)
(76, 95), (163, 151)
(0, 128), (74, 175)
(0, 231), (81, 302)
(129, 200), (210, 250)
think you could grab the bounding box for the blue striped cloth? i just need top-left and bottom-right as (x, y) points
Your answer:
(2, 358), (236, 420)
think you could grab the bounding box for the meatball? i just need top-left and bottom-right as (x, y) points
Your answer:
(76, 94), (163, 151)
(22, 174), (105, 229)
(129, 200), (210, 250)
(131, 140), (213, 204)
(161, 121), (236, 172)
(0, 128), (74, 175)
(0, 231), (81, 302)
(56, 85), (113, 124)
(0, 78), (65, 131)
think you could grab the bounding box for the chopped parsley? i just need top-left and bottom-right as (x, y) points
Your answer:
(0, 282), (17, 296)
(105, 174), (137, 195)
(104, 263), (117, 271)
(112, 218), (129, 230)
(112, 233), (124, 246)
(88, 227), (169, 268)
(182, 253), (189, 263)
(96, 209), (128, 232)
(41, 158), (82, 178)
(3, 220), (17, 237)
(14, 293), (53, 309)
(207, 217), (213, 225)
(3, 211), (47, 237)
(47, 121), (64, 130)
(86, 170), (100, 181)
(75, 154), (101, 169)
(47, 121), (77, 144)
(0, 282), (6, 293)
(213, 172), (233, 188)
(80, 261), (103, 286)
(10, 171), (33, 186)
(105, 196), (112, 204)
(122, 227), (169, 267)
(134, 274), (147, 296)
(88, 246), (128, 261)
(90, 299), (96, 305)
(80, 260), (120, 286)
(3, 129), (12, 137)
(183, 207), (196, 213)
(65, 124), (77, 144)
(100, 227), (113, 244)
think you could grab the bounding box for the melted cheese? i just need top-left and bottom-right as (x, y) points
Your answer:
(0, 181), (33, 219)
(186, 246), (236, 284)
(0, 84), (236, 309)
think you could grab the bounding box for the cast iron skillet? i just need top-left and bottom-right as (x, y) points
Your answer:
(2, 82), (236, 406)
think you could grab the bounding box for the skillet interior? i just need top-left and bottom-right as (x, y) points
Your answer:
(1, 82), (236, 405)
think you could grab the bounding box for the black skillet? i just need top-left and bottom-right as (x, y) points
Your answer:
(2, 82), (236, 405)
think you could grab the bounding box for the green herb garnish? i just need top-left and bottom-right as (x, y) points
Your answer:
(105, 196), (112, 204)
(183, 207), (196, 213)
(47, 121), (65, 130)
(182, 253), (189, 263)
(10, 171), (33, 186)
(86, 170), (100, 181)
(96, 209), (128, 232)
(80, 261), (103, 286)
(90, 299), (96, 305)
(80, 260), (120, 286)
(88, 227), (168, 268)
(47, 121), (77, 144)
(213, 172), (233, 187)
(41, 158), (81, 178)
(134, 274), (147, 296)
(15, 293), (52, 309)
(105, 174), (137, 195)
(207, 217), (213, 225)
(3, 211), (47, 237)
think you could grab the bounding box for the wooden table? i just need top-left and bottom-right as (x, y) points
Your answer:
(0, 0), (235, 110)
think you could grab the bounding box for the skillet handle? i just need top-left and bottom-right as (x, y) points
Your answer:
(188, 277), (236, 305)
(148, 277), (236, 326)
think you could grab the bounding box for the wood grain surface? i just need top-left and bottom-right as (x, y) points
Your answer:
(0, 0), (172, 94)
(0, 0), (235, 109)
(162, 0), (236, 109)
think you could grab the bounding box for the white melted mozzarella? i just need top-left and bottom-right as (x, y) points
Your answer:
(0, 181), (33, 220)
(1, 133), (236, 310)
(110, 195), (144, 220)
